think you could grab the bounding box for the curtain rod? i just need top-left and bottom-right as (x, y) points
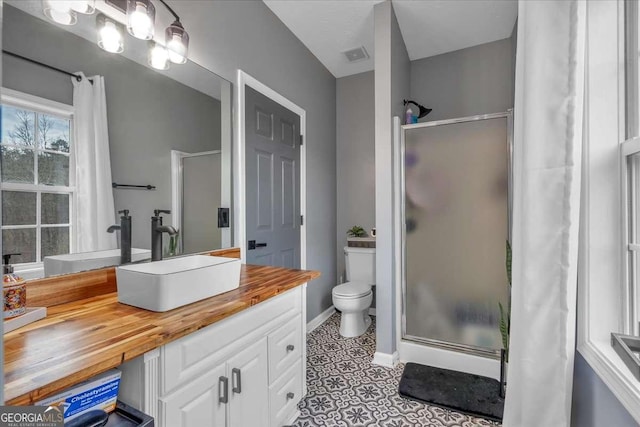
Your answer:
(2, 50), (93, 84)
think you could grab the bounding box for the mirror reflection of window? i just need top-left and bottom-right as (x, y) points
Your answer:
(1, 94), (74, 267)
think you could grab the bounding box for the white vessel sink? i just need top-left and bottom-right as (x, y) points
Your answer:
(116, 255), (242, 312)
(43, 248), (151, 277)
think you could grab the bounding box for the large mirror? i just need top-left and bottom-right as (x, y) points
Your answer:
(1, 1), (233, 278)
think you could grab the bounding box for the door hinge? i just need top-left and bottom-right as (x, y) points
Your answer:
(299, 135), (303, 146)
(300, 215), (304, 226)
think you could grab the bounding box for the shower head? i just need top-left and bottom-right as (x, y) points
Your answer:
(403, 99), (432, 119)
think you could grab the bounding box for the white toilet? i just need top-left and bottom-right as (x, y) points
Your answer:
(332, 246), (375, 337)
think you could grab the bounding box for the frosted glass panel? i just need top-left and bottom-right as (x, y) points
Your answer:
(404, 117), (509, 351)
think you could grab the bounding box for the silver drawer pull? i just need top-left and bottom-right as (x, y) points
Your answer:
(219, 376), (229, 404)
(232, 367), (242, 394)
(286, 392), (295, 400)
(286, 344), (294, 352)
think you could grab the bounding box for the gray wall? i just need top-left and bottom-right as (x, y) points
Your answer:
(3, 5), (221, 250)
(572, 354), (639, 427)
(336, 71), (375, 282)
(167, 1), (337, 321)
(410, 38), (514, 122)
(374, 1), (410, 356)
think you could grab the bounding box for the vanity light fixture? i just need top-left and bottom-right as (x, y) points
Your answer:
(165, 20), (189, 64)
(148, 41), (170, 70)
(97, 14), (125, 54)
(70, 0), (96, 14)
(42, 0), (78, 26)
(158, 0), (190, 64)
(127, 0), (156, 40)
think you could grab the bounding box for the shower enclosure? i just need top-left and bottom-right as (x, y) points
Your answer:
(400, 112), (512, 359)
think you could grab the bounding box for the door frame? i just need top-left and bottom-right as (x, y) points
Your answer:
(170, 149), (227, 253)
(234, 70), (307, 268)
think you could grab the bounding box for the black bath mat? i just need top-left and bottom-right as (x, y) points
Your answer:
(398, 362), (504, 422)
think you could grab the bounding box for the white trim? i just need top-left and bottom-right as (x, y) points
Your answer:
(220, 81), (233, 249)
(1, 87), (73, 117)
(579, 341), (640, 423)
(171, 149), (223, 253)
(371, 351), (399, 368)
(306, 305), (335, 333)
(398, 340), (500, 380)
(577, 1), (640, 423)
(170, 150), (186, 249)
(234, 70), (307, 268)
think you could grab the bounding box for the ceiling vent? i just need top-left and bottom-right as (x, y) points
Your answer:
(342, 46), (369, 63)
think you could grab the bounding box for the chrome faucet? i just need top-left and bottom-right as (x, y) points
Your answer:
(107, 209), (132, 264)
(151, 209), (178, 261)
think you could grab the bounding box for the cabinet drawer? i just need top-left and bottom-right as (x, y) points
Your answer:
(268, 314), (302, 382)
(162, 287), (301, 394)
(269, 360), (303, 427)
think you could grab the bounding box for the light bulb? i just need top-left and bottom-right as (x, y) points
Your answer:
(165, 21), (189, 64)
(127, 0), (155, 40)
(70, 0), (95, 14)
(149, 43), (170, 70)
(98, 18), (124, 54)
(167, 37), (186, 64)
(43, 0), (77, 25)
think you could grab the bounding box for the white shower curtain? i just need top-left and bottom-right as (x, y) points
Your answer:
(72, 73), (117, 252)
(503, 1), (586, 426)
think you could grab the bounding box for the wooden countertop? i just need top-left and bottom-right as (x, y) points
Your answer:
(4, 264), (320, 405)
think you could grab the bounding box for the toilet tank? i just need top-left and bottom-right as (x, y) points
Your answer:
(344, 246), (375, 284)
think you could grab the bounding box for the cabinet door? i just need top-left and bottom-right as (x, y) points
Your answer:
(228, 338), (269, 427)
(162, 362), (227, 427)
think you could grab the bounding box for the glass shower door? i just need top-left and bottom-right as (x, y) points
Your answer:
(402, 115), (510, 355)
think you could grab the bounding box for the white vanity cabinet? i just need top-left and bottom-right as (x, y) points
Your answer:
(119, 286), (306, 427)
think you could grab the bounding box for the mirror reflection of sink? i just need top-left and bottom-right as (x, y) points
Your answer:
(116, 255), (241, 312)
(43, 248), (151, 277)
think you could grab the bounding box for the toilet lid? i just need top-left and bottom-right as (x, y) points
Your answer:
(333, 282), (371, 298)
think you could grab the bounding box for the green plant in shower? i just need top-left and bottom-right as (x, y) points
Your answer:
(346, 225), (367, 238)
(499, 240), (512, 362)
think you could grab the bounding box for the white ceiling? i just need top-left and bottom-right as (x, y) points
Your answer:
(264, 0), (518, 78)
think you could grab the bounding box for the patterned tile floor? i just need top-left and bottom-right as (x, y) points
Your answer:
(294, 313), (500, 427)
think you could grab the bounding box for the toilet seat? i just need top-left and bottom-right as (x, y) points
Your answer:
(332, 282), (372, 299)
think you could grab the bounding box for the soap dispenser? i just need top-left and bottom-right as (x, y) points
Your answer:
(3, 253), (26, 319)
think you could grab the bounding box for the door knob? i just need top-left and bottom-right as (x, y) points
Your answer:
(286, 344), (294, 352)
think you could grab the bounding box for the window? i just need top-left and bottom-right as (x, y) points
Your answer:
(0, 89), (75, 268)
(623, 0), (640, 339)
(578, 0), (640, 423)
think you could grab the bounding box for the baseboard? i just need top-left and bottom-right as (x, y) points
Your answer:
(307, 305), (335, 333)
(372, 351), (399, 368)
(369, 307), (376, 316)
